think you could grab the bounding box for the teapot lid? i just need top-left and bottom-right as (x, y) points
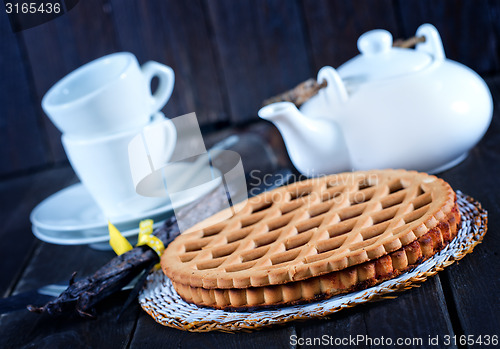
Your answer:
(337, 29), (432, 82)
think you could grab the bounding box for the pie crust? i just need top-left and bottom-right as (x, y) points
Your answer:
(162, 170), (459, 309)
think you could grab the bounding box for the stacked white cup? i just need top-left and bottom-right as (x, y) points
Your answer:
(42, 52), (177, 218)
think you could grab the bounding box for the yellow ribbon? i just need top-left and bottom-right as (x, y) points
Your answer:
(108, 221), (133, 255)
(108, 219), (165, 268)
(136, 219), (165, 257)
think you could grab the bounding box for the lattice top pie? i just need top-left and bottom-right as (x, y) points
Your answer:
(162, 170), (456, 291)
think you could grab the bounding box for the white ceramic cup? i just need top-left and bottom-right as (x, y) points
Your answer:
(42, 52), (175, 137)
(61, 113), (177, 218)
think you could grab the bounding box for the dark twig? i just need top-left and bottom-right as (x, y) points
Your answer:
(116, 260), (157, 320)
(27, 217), (179, 317)
(262, 78), (327, 108)
(28, 185), (229, 317)
(393, 35), (426, 48)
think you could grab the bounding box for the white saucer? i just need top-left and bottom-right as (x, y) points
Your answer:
(30, 183), (173, 232)
(31, 162), (222, 245)
(32, 220), (165, 246)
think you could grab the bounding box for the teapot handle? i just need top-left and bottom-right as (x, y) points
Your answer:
(318, 66), (348, 106)
(415, 24), (445, 61)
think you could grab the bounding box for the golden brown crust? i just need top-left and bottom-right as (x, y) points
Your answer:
(162, 170), (457, 291)
(171, 205), (460, 310)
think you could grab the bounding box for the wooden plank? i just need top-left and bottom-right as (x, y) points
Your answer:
(296, 308), (369, 348)
(488, 0), (500, 75)
(297, 275), (455, 348)
(396, 0), (499, 75)
(301, 0), (400, 72)
(206, 0), (312, 123)
(111, 0), (228, 126)
(20, 0), (119, 163)
(0, 243), (140, 348)
(437, 77), (500, 337)
(0, 166), (77, 296)
(363, 277), (456, 347)
(129, 313), (295, 349)
(0, 14), (49, 175)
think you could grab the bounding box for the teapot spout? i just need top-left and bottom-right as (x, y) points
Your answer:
(258, 102), (351, 176)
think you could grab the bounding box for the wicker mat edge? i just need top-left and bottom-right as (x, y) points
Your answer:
(139, 191), (488, 332)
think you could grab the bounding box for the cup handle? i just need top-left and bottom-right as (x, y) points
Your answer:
(141, 61), (175, 113)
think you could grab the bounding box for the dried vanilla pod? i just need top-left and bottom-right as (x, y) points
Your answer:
(29, 185), (229, 317)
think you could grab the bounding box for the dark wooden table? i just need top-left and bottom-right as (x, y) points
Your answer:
(1, 79), (499, 349)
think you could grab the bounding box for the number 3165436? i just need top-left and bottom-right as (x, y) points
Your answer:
(5, 2), (61, 14)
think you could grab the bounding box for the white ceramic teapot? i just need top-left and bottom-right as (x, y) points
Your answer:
(259, 24), (493, 175)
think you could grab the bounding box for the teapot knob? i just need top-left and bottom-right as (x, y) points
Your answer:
(358, 30), (393, 55)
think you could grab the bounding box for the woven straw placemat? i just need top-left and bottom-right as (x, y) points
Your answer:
(139, 191), (487, 332)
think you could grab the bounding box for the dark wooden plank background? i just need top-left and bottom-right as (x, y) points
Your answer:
(0, 1), (499, 347)
(1, 0), (499, 178)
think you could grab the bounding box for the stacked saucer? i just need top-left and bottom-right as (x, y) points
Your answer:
(31, 162), (221, 249)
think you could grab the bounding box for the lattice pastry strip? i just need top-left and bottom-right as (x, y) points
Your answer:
(162, 170), (456, 290)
